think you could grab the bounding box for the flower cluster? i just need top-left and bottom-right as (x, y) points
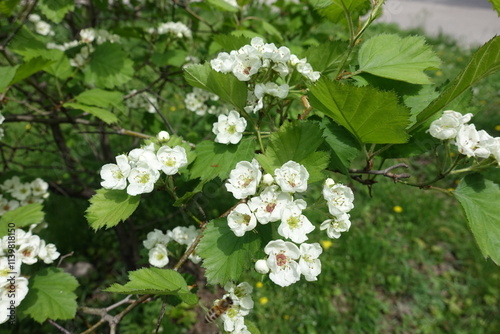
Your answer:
(126, 90), (158, 114)
(0, 176), (50, 216)
(184, 87), (224, 116)
(99, 131), (189, 196)
(142, 225), (201, 267)
(148, 22), (192, 39)
(210, 37), (320, 115)
(320, 178), (354, 239)
(214, 281), (254, 334)
(212, 110), (247, 144)
(428, 110), (500, 164)
(28, 14), (54, 36)
(0, 224), (60, 324)
(47, 28), (120, 67)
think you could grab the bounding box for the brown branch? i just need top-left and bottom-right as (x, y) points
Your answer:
(4, 114), (97, 125)
(47, 319), (72, 334)
(350, 162), (411, 182)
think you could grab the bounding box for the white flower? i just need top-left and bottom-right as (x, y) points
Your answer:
(262, 173), (274, 185)
(274, 161), (309, 193)
(169, 225), (199, 245)
(225, 159), (262, 199)
(18, 234), (41, 264)
(454, 123), (482, 158)
(0, 257), (21, 282)
(148, 243), (169, 267)
(35, 21), (53, 36)
(157, 131), (170, 141)
(255, 259), (270, 274)
(126, 162), (161, 196)
(278, 199), (315, 244)
(227, 203), (257, 237)
(247, 185), (292, 224)
(232, 46), (262, 81)
(320, 213), (351, 239)
(157, 21), (192, 38)
(255, 82), (289, 99)
(10, 183), (31, 201)
(30, 178), (49, 197)
(211, 52), (236, 73)
(220, 307), (247, 333)
(156, 145), (188, 175)
(0, 198), (19, 215)
(299, 243), (322, 281)
(224, 281), (254, 313)
(1, 176), (20, 192)
(484, 136), (500, 164)
(37, 241), (60, 264)
(213, 110), (247, 144)
(143, 229), (170, 249)
(128, 144), (162, 171)
(295, 59), (320, 81)
(244, 90), (264, 114)
(322, 178), (354, 215)
(428, 110), (473, 140)
(100, 154), (131, 190)
(28, 14), (40, 22)
(80, 28), (96, 43)
(264, 240), (301, 287)
(0, 276), (29, 307)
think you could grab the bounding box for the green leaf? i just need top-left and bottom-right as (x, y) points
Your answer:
(319, 117), (361, 174)
(207, 0), (239, 12)
(0, 65), (19, 92)
(63, 102), (118, 125)
(488, 0), (500, 16)
(105, 268), (198, 305)
(43, 50), (72, 80)
(151, 50), (189, 67)
(213, 34), (250, 51)
(261, 20), (283, 42)
(309, 0), (371, 26)
(190, 138), (255, 183)
(0, 0), (20, 15)
(38, 0), (75, 23)
(411, 36), (500, 132)
(308, 78), (410, 144)
(198, 218), (261, 285)
(0, 203), (44, 237)
(358, 34), (441, 84)
(86, 189), (141, 230)
(9, 26), (47, 60)
(74, 89), (125, 112)
(303, 41), (348, 75)
(453, 174), (500, 265)
(84, 43), (134, 89)
(255, 121), (330, 183)
(10, 57), (54, 85)
(17, 268), (78, 323)
(184, 63), (247, 111)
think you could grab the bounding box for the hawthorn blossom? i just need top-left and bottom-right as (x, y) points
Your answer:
(100, 154), (131, 190)
(128, 143), (162, 170)
(143, 229), (170, 249)
(278, 199), (315, 243)
(37, 241), (60, 264)
(213, 110), (247, 144)
(322, 178), (354, 215)
(225, 159), (262, 199)
(148, 243), (169, 267)
(157, 131), (170, 141)
(156, 145), (188, 175)
(299, 243), (322, 282)
(18, 234), (41, 265)
(254, 82), (289, 99)
(454, 123), (483, 158)
(30, 178), (49, 197)
(320, 213), (351, 239)
(247, 186), (292, 224)
(11, 183), (31, 201)
(211, 51), (236, 74)
(126, 162), (161, 196)
(156, 21), (192, 38)
(227, 203), (257, 237)
(0, 198), (19, 215)
(274, 161), (309, 193)
(264, 240), (301, 287)
(169, 225), (199, 245)
(254, 259), (270, 274)
(428, 110), (473, 140)
(224, 281), (254, 313)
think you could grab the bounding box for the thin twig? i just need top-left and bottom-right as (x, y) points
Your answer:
(350, 162), (411, 182)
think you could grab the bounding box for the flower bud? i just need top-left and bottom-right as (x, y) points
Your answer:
(157, 131), (170, 141)
(255, 259), (269, 274)
(262, 173), (274, 186)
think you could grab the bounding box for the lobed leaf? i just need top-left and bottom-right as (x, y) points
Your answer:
(38, 0), (75, 23)
(86, 189), (141, 230)
(17, 268), (79, 323)
(198, 218), (261, 285)
(309, 0), (371, 26)
(105, 268), (198, 305)
(453, 174), (500, 265)
(308, 78), (410, 144)
(10, 57), (54, 85)
(358, 34), (441, 84)
(73, 89), (125, 112)
(84, 43), (134, 89)
(63, 102), (118, 125)
(411, 36), (500, 132)
(0, 65), (19, 93)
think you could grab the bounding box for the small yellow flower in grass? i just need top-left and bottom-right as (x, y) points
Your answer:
(495, 125), (500, 132)
(457, 56), (463, 63)
(255, 281), (263, 288)
(259, 297), (268, 305)
(447, 188), (454, 192)
(449, 152), (456, 158)
(435, 70), (443, 77)
(170, 106), (176, 112)
(320, 240), (333, 250)
(283, 315), (290, 320)
(479, 100), (487, 106)
(393, 205), (403, 213)
(25, 123), (32, 130)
